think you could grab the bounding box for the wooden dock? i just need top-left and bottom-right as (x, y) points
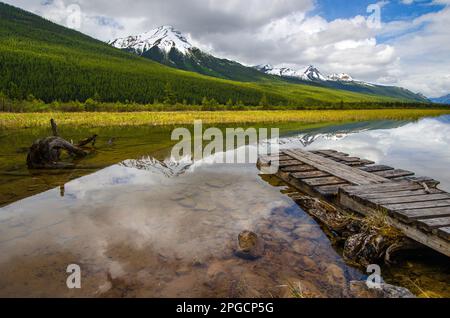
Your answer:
(258, 149), (450, 257)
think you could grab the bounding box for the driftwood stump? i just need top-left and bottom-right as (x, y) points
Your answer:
(26, 119), (96, 169)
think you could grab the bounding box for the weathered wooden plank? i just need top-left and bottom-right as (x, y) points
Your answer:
(345, 160), (375, 167)
(374, 169), (415, 179)
(360, 188), (443, 200)
(354, 159), (375, 165)
(281, 165), (316, 172)
(335, 156), (361, 163)
(276, 170), (340, 199)
(315, 150), (362, 163)
(291, 170), (330, 179)
(393, 206), (450, 223)
(323, 156), (361, 163)
(314, 149), (341, 156)
(278, 155), (293, 161)
(438, 227), (450, 241)
(303, 176), (348, 187)
(417, 217), (450, 231)
(339, 191), (450, 255)
(261, 154), (291, 161)
(359, 165), (395, 173)
(342, 182), (424, 195)
(339, 192), (450, 256)
(393, 221), (450, 254)
(383, 199), (450, 211)
(315, 184), (350, 196)
(402, 176), (440, 188)
(283, 149), (388, 185)
(267, 149), (450, 255)
(278, 160), (303, 167)
(317, 152), (376, 166)
(370, 193), (450, 205)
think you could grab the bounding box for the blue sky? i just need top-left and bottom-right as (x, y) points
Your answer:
(315, 0), (445, 22)
(314, 0), (446, 44)
(6, 0), (450, 97)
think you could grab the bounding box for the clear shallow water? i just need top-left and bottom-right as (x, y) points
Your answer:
(0, 116), (449, 297)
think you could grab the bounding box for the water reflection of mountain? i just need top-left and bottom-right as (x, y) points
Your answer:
(435, 114), (450, 124)
(279, 120), (411, 147)
(120, 156), (192, 177)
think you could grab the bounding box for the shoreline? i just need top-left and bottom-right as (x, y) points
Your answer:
(1, 109), (450, 129)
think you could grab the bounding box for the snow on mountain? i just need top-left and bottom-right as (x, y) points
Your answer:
(256, 64), (329, 81)
(327, 73), (354, 82)
(111, 27), (369, 86)
(301, 65), (327, 81)
(109, 25), (193, 55)
(254, 64), (273, 73)
(278, 132), (353, 147)
(255, 64), (304, 78)
(255, 64), (385, 88)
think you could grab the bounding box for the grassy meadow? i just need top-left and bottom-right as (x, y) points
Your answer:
(2, 109), (449, 129)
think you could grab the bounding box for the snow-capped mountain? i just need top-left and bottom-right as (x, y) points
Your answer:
(109, 26), (428, 102)
(256, 64), (352, 83)
(302, 65), (328, 81)
(255, 64), (302, 78)
(255, 64), (327, 81)
(327, 73), (353, 82)
(256, 64), (383, 87)
(109, 25), (193, 55)
(109, 26), (269, 82)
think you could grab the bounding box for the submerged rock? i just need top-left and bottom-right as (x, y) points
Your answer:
(293, 224), (323, 240)
(235, 231), (264, 260)
(325, 264), (347, 290)
(291, 240), (316, 256)
(349, 281), (416, 298)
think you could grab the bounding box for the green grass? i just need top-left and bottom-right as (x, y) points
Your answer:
(0, 2), (425, 108)
(2, 109), (449, 129)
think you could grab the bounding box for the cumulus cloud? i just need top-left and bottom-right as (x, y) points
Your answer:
(5, 0), (450, 97)
(380, 6), (450, 96)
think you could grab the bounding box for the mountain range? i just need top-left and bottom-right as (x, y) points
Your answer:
(109, 26), (428, 102)
(430, 94), (450, 105)
(255, 64), (339, 82)
(109, 25), (269, 82)
(0, 3), (432, 107)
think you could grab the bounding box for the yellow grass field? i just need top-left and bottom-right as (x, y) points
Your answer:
(1, 109), (449, 129)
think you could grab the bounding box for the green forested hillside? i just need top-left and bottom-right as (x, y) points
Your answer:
(142, 47), (274, 82)
(0, 2), (422, 107)
(282, 77), (427, 102)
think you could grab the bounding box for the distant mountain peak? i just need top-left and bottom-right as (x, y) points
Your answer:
(328, 73), (354, 82)
(256, 65), (303, 78)
(255, 64), (274, 73)
(109, 25), (193, 55)
(255, 64), (327, 81)
(302, 65), (327, 81)
(430, 93), (450, 104)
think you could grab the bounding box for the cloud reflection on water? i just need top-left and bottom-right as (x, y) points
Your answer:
(279, 115), (450, 191)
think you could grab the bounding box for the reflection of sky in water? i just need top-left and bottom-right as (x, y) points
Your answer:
(0, 115), (449, 296)
(280, 115), (450, 191)
(0, 162), (296, 264)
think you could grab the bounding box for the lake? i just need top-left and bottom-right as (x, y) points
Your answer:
(0, 115), (449, 297)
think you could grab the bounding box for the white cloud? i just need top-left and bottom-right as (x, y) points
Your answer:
(4, 0), (450, 97)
